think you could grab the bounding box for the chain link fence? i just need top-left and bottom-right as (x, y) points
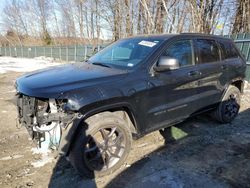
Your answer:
(0, 34), (250, 80)
(0, 45), (106, 62)
(225, 33), (250, 62)
(0, 35), (249, 61)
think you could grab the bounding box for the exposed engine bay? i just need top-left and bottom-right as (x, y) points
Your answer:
(16, 94), (76, 151)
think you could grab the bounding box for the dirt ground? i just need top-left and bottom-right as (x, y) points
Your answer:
(0, 72), (250, 188)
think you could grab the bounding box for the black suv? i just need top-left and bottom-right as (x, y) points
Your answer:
(16, 34), (246, 177)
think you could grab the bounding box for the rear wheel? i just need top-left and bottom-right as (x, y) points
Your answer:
(212, 85), (241, 123)
(69, 112), (132, 178)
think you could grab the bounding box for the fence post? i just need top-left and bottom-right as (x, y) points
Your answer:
(59, 46), (62, 60)
(21, 46), (24, 57)
(74, 45), (77, 61)
(9, 46), (12, 56)
(84, 45), (87, 60)
(44, 47), (46, 57)
(35, 46), (37, 57)
(66, 46), (69, 62)
(247, 43), (250, 62)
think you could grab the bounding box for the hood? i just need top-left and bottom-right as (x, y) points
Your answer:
(16, 62), (127, 98)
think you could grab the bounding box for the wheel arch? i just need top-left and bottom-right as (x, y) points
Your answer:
(222, 79), (244, 100)
(231, 79), (244, 93)
(61, 102), (139, 156)
(79, 102), (138, 133)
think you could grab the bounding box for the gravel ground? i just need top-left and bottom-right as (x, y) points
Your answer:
(0, 71), (250, 188)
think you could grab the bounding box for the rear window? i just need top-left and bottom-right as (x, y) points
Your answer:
(196, 39), (220, 63)
(218, 40), (239, 59)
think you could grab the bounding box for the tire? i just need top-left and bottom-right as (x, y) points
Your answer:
(69, 112), (132, 178)
(212, 85), (241, 123)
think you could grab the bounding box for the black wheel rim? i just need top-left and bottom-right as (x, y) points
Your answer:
(223, 93), (240, 120)
(83, 126), (125, 171)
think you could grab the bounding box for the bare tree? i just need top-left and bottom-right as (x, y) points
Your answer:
(232, 0), (250, 34)
(56, 0), (77, 38)
(155, 0), (166, 33)
(3, 0), (28, 35)
(187, 0), (224, 33)
(0, 0), (244, 46)
(113, 0), (121, 40)
(125, 0), (132, 36)
(51, 0), (61, 37)
(75, 0), (85, 39)
(31, 0), (52, 44)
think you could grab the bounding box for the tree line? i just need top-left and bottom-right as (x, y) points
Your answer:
(1, 0), (249, 46)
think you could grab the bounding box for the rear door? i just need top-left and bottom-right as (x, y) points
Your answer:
(217, 40), (246, 82)
(193, 39), (225, 109)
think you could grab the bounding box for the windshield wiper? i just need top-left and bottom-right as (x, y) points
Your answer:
(92, 62), (111, 68)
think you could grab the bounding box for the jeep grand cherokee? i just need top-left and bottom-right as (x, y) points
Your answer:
(15, 34), (246, 177)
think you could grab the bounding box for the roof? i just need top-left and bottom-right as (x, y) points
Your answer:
(124, 33), (231, 41)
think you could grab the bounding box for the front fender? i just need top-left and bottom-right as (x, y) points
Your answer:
(58, 101), (138, 156)
(59, 83), (130, 111)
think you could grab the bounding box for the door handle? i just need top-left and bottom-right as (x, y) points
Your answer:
(188, 70), (201, 76)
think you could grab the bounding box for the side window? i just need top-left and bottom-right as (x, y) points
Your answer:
(163, 40), (193, 67)
(218, 40), (239, 60)
(196, 39), (220, 63)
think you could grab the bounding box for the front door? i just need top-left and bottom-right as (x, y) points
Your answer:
(141, 39), (202, 133)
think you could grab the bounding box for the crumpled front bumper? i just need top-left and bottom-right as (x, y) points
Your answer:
(16, 93), (77, 153)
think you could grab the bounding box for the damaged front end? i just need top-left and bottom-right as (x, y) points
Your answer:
(16, 94), (76, 151)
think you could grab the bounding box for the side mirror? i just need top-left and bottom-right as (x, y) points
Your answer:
(154, 56), (180, 72)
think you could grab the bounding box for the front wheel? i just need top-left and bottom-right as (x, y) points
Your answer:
(69, 112), (132, 178)
(212, 85), (241, 123)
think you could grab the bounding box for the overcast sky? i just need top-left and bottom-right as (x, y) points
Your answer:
(0, 0), (6, 10)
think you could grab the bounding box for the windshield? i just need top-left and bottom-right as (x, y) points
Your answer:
(88, 38), (163, 69)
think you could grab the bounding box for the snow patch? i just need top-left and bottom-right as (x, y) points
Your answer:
(0, 56), (61, 74)
(31, 154), (53, 168)
(0, 154), (24, 161)
(31, 147), (54, 168)
(31, 147), (50, 154)
(34, 56), (55, 61)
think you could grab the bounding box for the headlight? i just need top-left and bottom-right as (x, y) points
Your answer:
(63, 99), (79, 111)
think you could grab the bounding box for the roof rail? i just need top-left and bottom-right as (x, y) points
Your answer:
(180, 32), (205, 34)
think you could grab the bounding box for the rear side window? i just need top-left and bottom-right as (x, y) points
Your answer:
(218, 40), (239, 59)
(196, 39), (220, 63)
(164, 40), (193, 67)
